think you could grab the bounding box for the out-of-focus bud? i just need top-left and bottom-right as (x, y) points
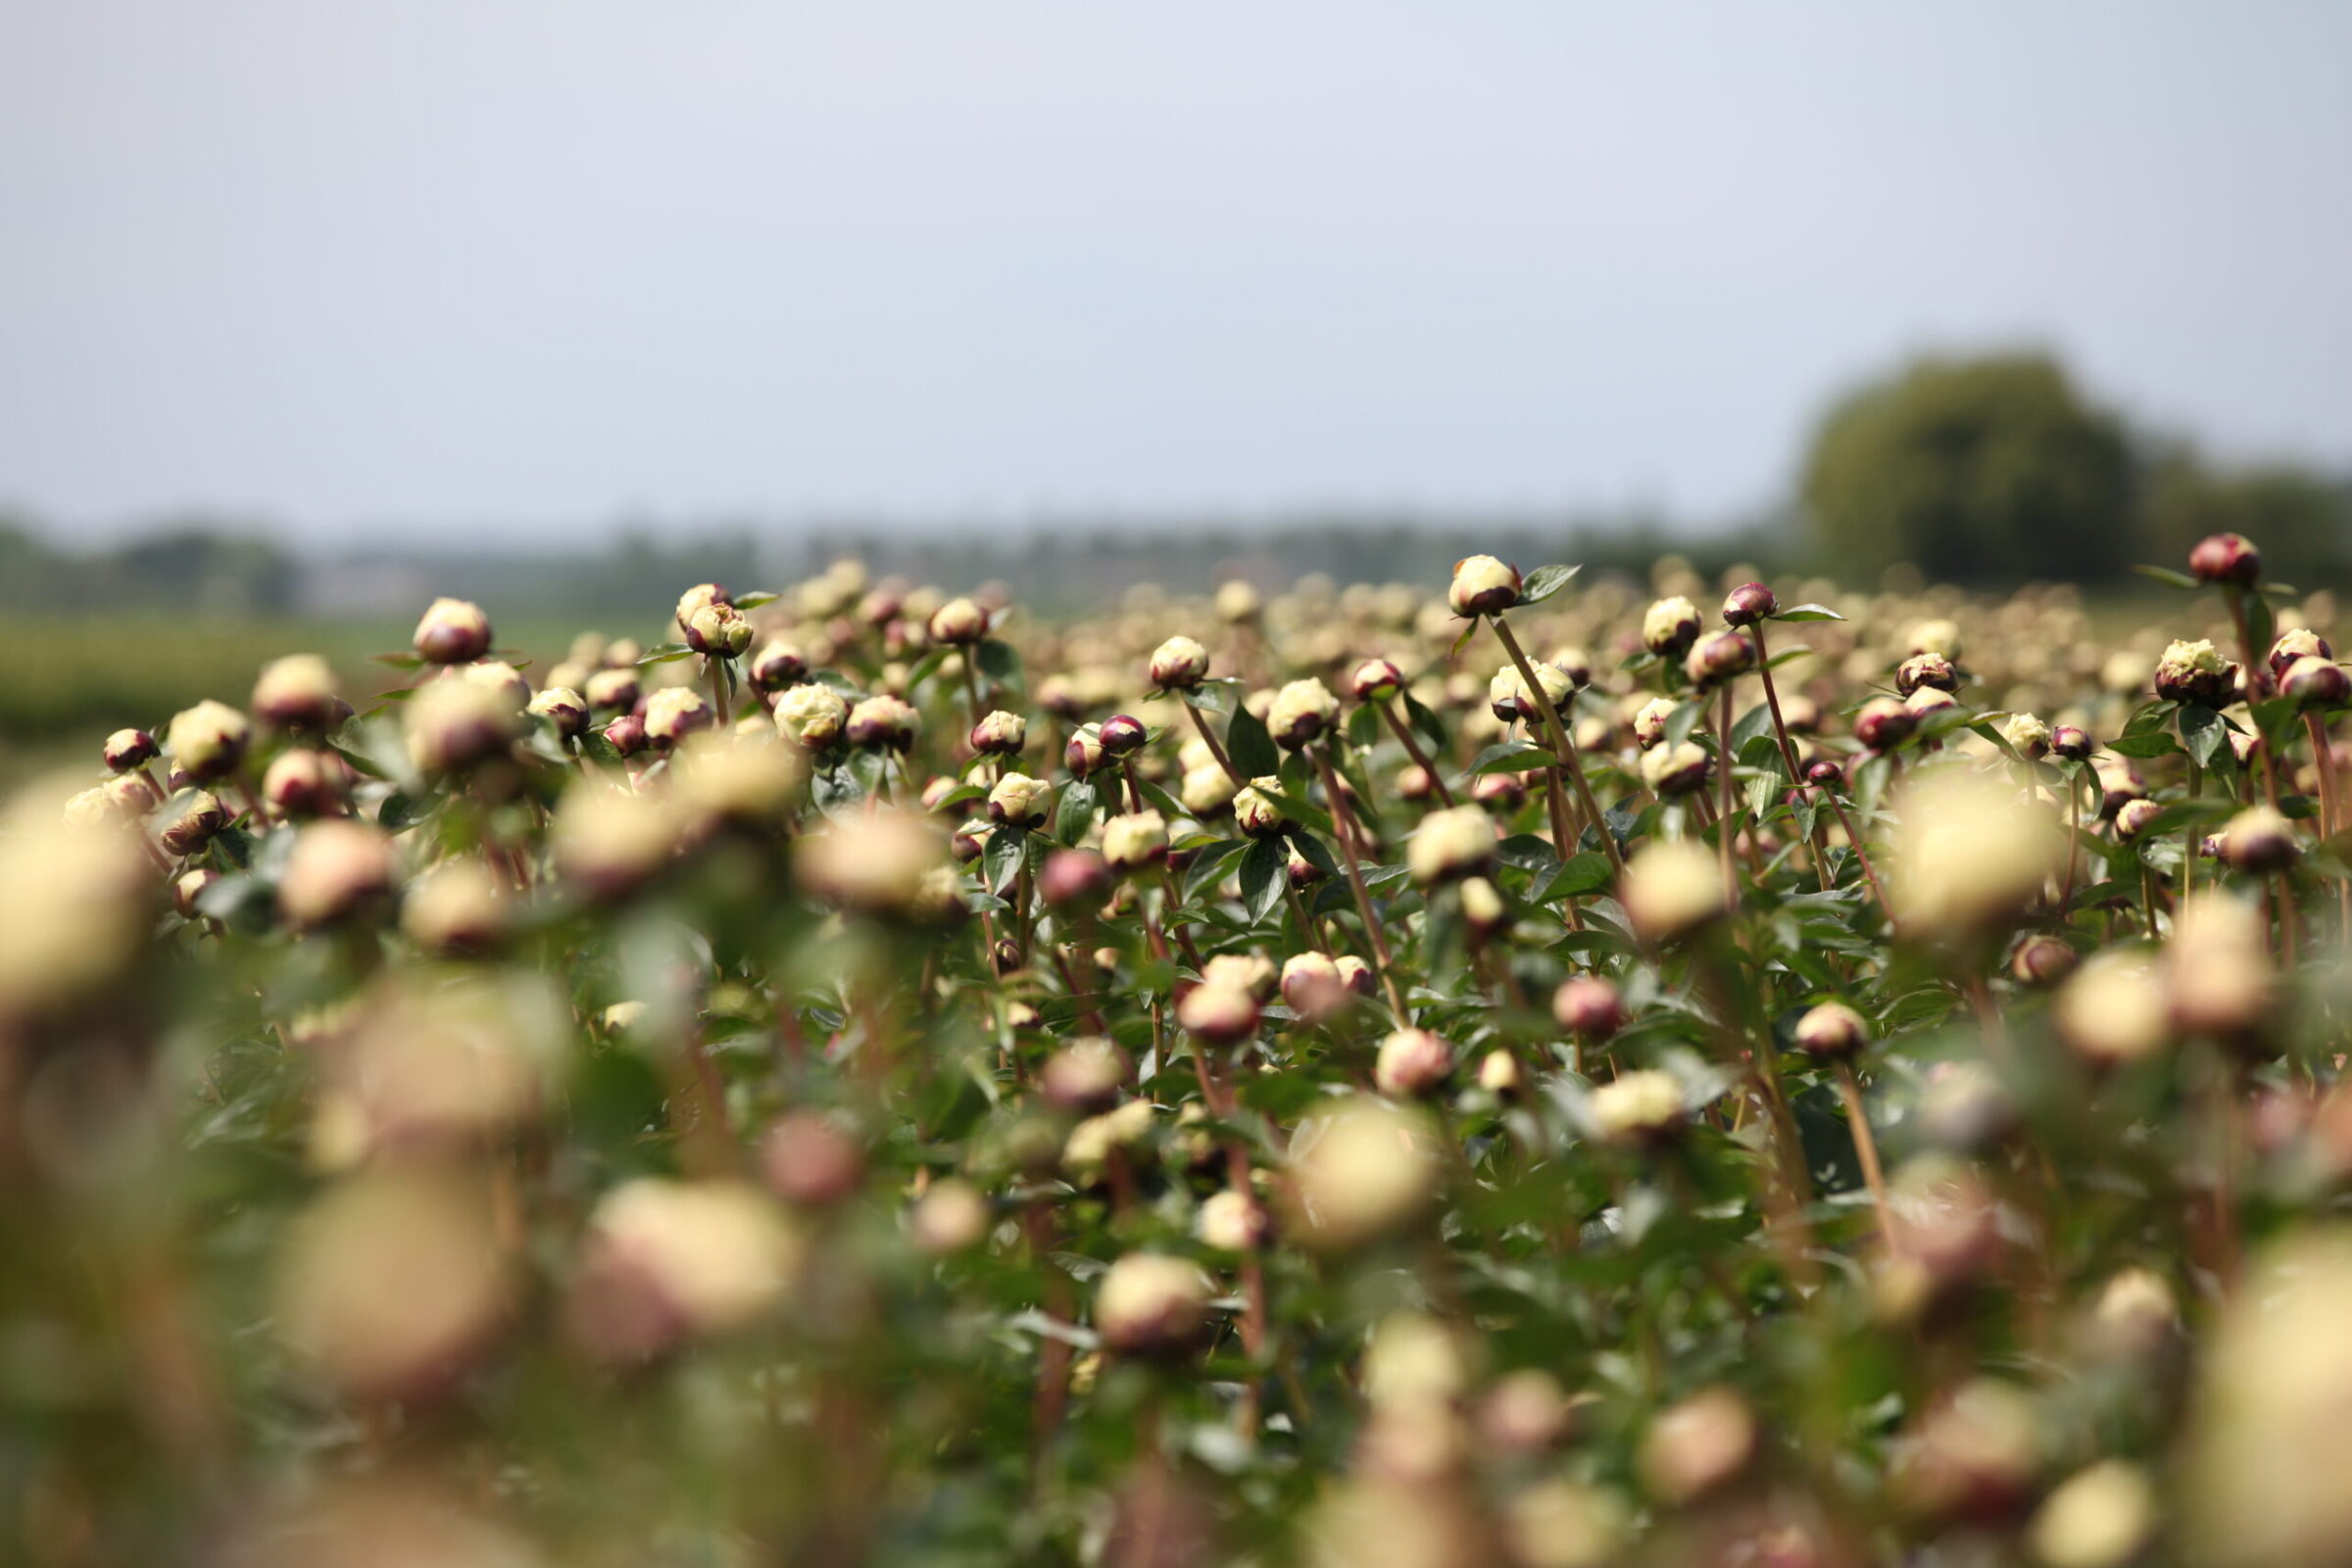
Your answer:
(1178, 979), (1260, 1045)
(1480, 1369), (1576, 1456)
(1792, 1001), (1868, 1059)
(253, 653), (342, 731)
(683, 602), (752, 659)
(1589, 1069), (1685, 1149)
(2153, 638), (2238, 707)
(1348, 657), (1404, 703)
(1642, 596), (1702, 658)
(774, 683), (848, 750)
(672, 582), (731, 633)
(2217, 805), (2297, 872)
(401, 859), (508, 955)
(637, 687), (710, 748)
(2092, 757), (2144, 815)
(279, 820), (396, 928)
(2055, 951), (2170, 1067)
(1035, 674), (1084, 720)
(2030, 1461), (2156, 1568)
(104, 727), (160, 772)
(1268, 678), (1341, 749)
(1102, 809), (1168, 871)
(1632, 696), (1677, 750)
(1553, 976), (1624, 1038)
(1458, 875), (1508, 937)
(1481, 1050), (1522, 1098)
(1891, 1380), (2042, 1525)
(1621, 839), (1726, 942)
(2279, 653), (2349, 709)
(2000, 712), (2052, 758)
(1470, 771), (1526, 812)
(927, 596), (989, 647)
(275, 1167), (513, 1399)
(760, 1112), (865, 1209)
(1906, 685), (1959, 719)
(1039, 849), (1108, 909)
(1888, 768), (2063, 940)
(969, 709), (1027, 755)
(1233, 778), (1286, 838)
(2113, 798), (2162, 842)
(568, 1179), (802, 1361)
(671, 733), (804, 826)
(1280, 951), (1348, 1019)
(167, 699), (251, 782)
(553, 786), (679, 902)
(1896, 652), (1959, 696)
(1094, 1253), (1212, 1357)
(1201, 953), (1277, 1000)
(907, 1178), (990, 1254)
(2188, 530), (2261, 586)
(1684, 630), (1756, 690)
(2168, 895), (2274, 1044)
(1063, 727), (1107, 778)
(985, 771), (1053, 827)
(1640, 740), (1711, 797)
(526, 686), (589, 739)
(1288, 1099), (1440, 1250)
(845, 693), (918, 752)
(1149, 635), (1211, 690)
(156, 789), (229, 858)
(1040, 1038), (1128, 1113)
(2051, 723), (2092, 760)
(1395, 762), (1436, 801)
(748, 640), (808, 691)
(1182, 763), (1238, 817)
(2011, 932), (2078, 986)
(1408, 805), (1497, 885)
(1448, 555), (1523, 616)
(1640, 1387), (1756, 1505)
(794, 808), (950, 921)
(1198, 1188), (1270, 1252)
(1722, 581), (1779, 626)
(1216, 578), (1263, 624)
(603, 712), (649, 757)
(1098, 712), (1148, 756)
(263, 750), (347, 819)
(2270, 626), (2332, 680)
(1335, 955), (1375, 996)
(1853, 696), (1916, 752)
(1489, 662), (1572, 723)
(1805, 758), (1846, 789)
(1374, 1029), (1453, 1098)
(585, 666), (641, 713)
(173, 866), (220, 919)
(2082, 1266), (2178, 1360)
(413, 597), (494, 664)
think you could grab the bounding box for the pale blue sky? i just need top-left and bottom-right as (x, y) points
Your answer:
(3, 1), (2348, 542)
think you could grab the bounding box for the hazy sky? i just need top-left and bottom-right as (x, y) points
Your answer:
(4, 2), (2348, 543)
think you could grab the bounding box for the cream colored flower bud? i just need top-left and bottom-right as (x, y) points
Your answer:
(927, 596), (989, 647)
(1641, 595), (1701, 656)
(253, 653), (341, 731)
(1632, 696), (1678, 750)
(412, 596), (493, 664)
(907, 1178), (991, 1255)
(1095, 1253), (1212, 1356)
(2031, 1461), (2155, 1568)
(1620, 839), (1725, 942)
(167, 699), (251, 782)
(774, 683), (849, 749)
(1181, 763), (1239, 816)
(1232, 777), (1286, 837)
(985, 771), (1053, 827)
(1448, 554), (1523, 616)
(1375, 1029), (1453, 1099)
(2055, 951), (2170, 1066)
(278, 820), (396, 929)
(794, 808), (949, 920)
(1407, 805), (1497, 885)
(1289, 1099), (1440, 1250)
(1149, 635), (1211, 690)
(1589, 1068), (1686, 1148)
(1888, 768), (2063, 940)
(1640, 739), (1710, 797)
(1267, 678), (1340, 749)
(642, 686), (713, 747)
(1198, 1189), (1270, 1252)
(1102, 809), (1168, 869)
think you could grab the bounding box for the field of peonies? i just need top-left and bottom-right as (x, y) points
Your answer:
(11, 533), (2352, 1567)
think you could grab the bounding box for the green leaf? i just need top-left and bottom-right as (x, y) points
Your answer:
(1495, 834), (1560, 873)
(974, 638), (1025, 694)
(2178, 703), (2230, 768)
(378, 790), (427, 833)
(1183, 836), (1251, 900)
(1402, 691), (1448, 754)
(983, 824), (1027, 895)
(1517, 564), (1583, 607)
(1053, 778), (1098, 848)
(1285, 827), (1342, 881)
(1464, 741), (1555, 780)
(733, 590), (778, 610)
(1238, 836), (1286, 924)
(1765, 643), (1814, 669)
(1771, 604), (1846, 622)
(2131, 564), (2200, 590)
(370, 651), (426, 669)
(1730, 702), (1778, 756)
(636, 642), (696, 665)
(2102, 731), (2179, 760)
(1534, 851), (1611, 904)
(1227, 704), (1280, 780)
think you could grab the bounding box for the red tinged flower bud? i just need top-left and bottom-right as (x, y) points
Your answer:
(1804, 758), (1846, 789)
(2188, 531), (2261, 586)
(173, 867), (220, 920)
(1098, 713), (1148, 757)
(845, 694), (918, 753)
(1176, 979), (1259, 1045)
(760, 1113), (865, 1209)
(1553, 976), (1625, 1039)
(682, 603), (752, 659)
(968, 710), (1027, 755)
(1094, 1253), (1212, 1359)
(926, 597), (989, 647)
(1373, 1029), (1453, 1098)
(2050, 725), (2092, 760)
(585, 667), (641, 714)
(1347, 658), (1404, 704)
(1683, 630), (1756, 690)
(1471, 771), (1528, 812)
(1642, 596), (1702, 658)
(748, 641), (808, 692)
(1285, 846), (1326, 889)
(252, 654), (342, 732)
(1722, 581), (1779, 625)
(642, 687), (713, 749)
(1853, 697), (1916, 752)
(278, 820), (398, 929)
(158, 791), (230, 858)
(412, 598), (494, 664)
(1792, 1001), (1869, 1060)
(1148, 636), (1211, 691)
(1038, 850), (1109, 909)
(168, 700), (252, 783)
(1896, 652), (1959, 696)
(527, 687), (589, 739)
(103, 728), (158, 772)
(2011, 934), (2079, 986)
(1063, 728), (1107, 778)
(2153, 640), (2239, 707)
(1447, 556), (1523, 616)
(604, 713), (649, 757)
(263, 749), (348, 818)
(2279, 655), (2350, 710)
(1267, 679), (1340, 749)
(2269, 627), (2331, 681)
(2216, 806), (2297, 873)
(2114, 799), (2162, 842)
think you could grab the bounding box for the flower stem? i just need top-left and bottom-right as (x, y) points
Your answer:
(1491, 616), (1622, 873)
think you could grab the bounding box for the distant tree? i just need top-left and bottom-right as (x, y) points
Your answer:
(2140, 443), (2351, 587)
(1800, 353), (2136, 584)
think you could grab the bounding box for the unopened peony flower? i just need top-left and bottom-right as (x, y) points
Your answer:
(168, 699), (251, 782)
(774, 683), (848, 749)
(1407, 806), (1497, 885)
(412, 597), (493, 664)
(1102, 809), (1168, 869)
(1641, 596), (1701, 658)
(1266, 678), (1340, 749)
(1589, 1069), (1686, 1149)
(1148, 635), (1211, 690)
(1620, 839), (1725, 941)
(985, 771), (1053, 827)
(1094, 1253), (1212, 1356)
(1888, 768), (2062, 939)
(1289, 1099), (1440, 1250)
(1374, 1029), (1453, 1098)
(1447, 555), (1522, 616)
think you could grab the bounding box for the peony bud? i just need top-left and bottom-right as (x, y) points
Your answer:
(527, 686), (589, 739)
(844, 693), (918, 752)
(1198, 1189), (1271, 1252)
(1335, 955), (1375, 996)
(1639, 740), (1710, 797)
(1216, 579), (1262, 623)
(1792, 1001), (1869, 1059)
(252, 654), (342, 731)
(401, 859), (508, 955)
(1148, 635), (1211, 690)
(775, 684), (848, 750)
(412, 597), (493, 664)
(2011, 933), (2079, 986)
(1590, 1069), (1686, 1149)
(1447, 555), (1522, 616)
(683, 603), (752, 659)
(1098, 713), (1148, 757)
(2056, 951), (2170, 1066)
(907, 1178), (991, 1255)
(927, 596), (989, 647)
(1999, 712), (2052, 758)
(2113, 798), (2162, 842)
(1348, 657), (1404, 704)
(792, 808), (950, 920)
(1621, 839), (1725, 942)
(2050, 724), (2092, 760)
(1038, 849), (1108, 908)
(1640, 1388), (1756, 1505)
(1722, 581), (1779, 625)
(1641, 596), (1702, 659)
(1631, 696), (1677, 750)
(173, 866), (220, 919)
(263, 750), (347, 819)
(158, 790), (229, 857)
(2029, 1461), (2155, 1568)
(1470, 771), (1527, 812)
(2167, 895), (2274, 1042)
(167, 699), (251, 782)
(1280, 951), (1349, 1020)
(672, 582), (731, 633)
(1374, 1029), (1453, 1099)
(2187, 530), (2261, 586)
(748, 640), (808, 692)
(643, 686), (714, 748)
(2153, 639), (2238, 707)
(1407, 805), (1497, 885)
(1232, 778), (1286, 838)
(1267, 679), (1341, 749)
(1477, 1049), (1521, 1097)
(1177, 979), (1259, 1045)
(1853, 696), (1916, 752)
(1458, 875), (1508, 937)
(278, 820), (396, 928)
(2216, 805), (2296, 873)
(760, 1112), (865, 1209)
(1101, 809), (1168, 870)
(585, 666), (641, 713)
(1552, 976), (1624, 1038)
(1896, 652), (1959, 696)
(968, 709), (1027, 755)
(104, 728), (159, 772)
(1094, 1253), (1212, 1357)
(2280, 654), (2350, 709)
(603, 712), (649, 757)
(1489, 662), (1571, 724)
(2270, 627), (2332, 680)
(1289, 1099), (1439, 1250)
(1683, 630), (1755, 690)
